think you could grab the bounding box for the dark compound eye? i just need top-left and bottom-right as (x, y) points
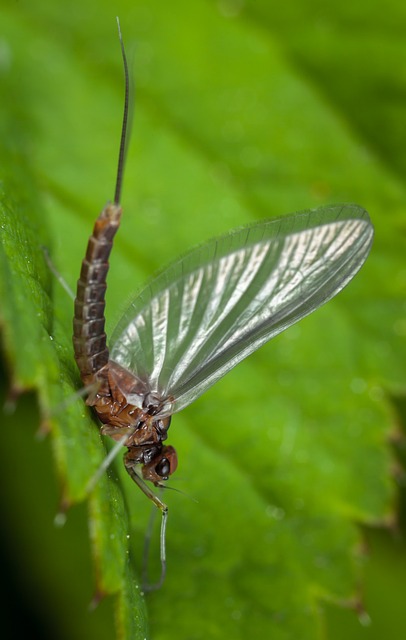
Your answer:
(155, 457), (170, 478)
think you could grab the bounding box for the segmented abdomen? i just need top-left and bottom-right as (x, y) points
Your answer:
(73, 203), (122, 385)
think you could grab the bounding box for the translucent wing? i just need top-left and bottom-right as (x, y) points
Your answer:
(109, 204), (373, 415)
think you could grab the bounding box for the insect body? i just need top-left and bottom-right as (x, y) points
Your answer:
(73, 202), (177, 485)
(73, 21), (374, 588)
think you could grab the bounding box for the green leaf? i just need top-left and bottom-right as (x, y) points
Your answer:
(0, 2), (404, 640)
(0, 10), (148, 640)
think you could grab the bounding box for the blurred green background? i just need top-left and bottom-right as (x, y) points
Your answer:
(0, 1), (405, 639)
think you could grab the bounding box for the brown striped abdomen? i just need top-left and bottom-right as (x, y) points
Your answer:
(73, 202), (122, 386)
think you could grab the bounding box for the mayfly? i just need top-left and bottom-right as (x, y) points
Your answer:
(73, 20), (374, 588)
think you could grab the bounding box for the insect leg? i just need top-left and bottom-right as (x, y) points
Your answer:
(41, 246), (75, 300)
(43, 381), (101, 426)
(124, 460), (168, 591)
(84, 429), (136, 493)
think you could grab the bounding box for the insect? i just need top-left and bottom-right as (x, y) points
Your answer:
(73, 20), (374, 588)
